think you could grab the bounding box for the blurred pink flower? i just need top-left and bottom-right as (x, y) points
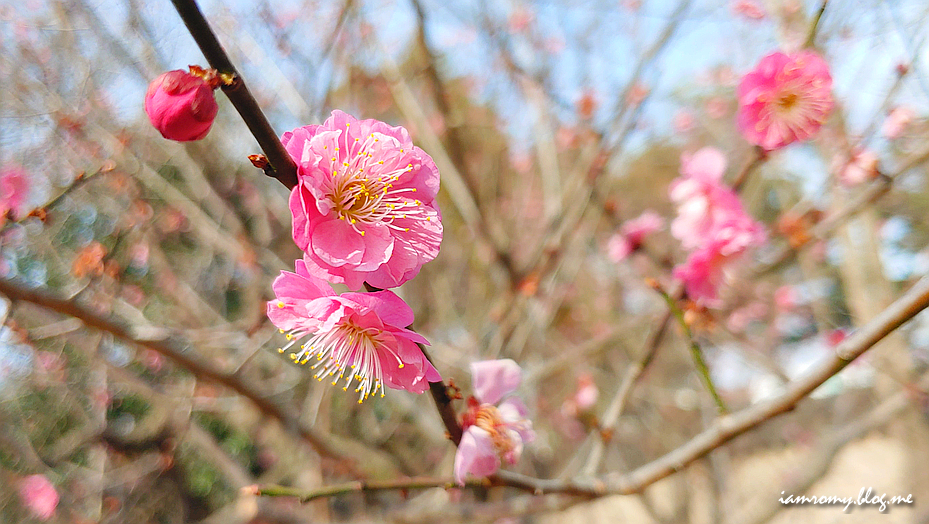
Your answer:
(18, 474), (58, 520)
(576, 89), (598, 119)
(674, 218), (765, 305)
(606, 210), (664, 262)
(674, 240), (728, 306)
(455, 359), (534, 485)
(1, 165), (29, 222)
(670, 149), (765, 304)
(508, 7), (534, 33)
(726, 301), (768, 332)
(268, 259), (441, 401)
(283, 110), (442, 290)
(626, 82), (649, 107)
(562, 373), (599, 416)
(705, 97), (729, 119)
(670, 148), (759, 251)
(774, 285), (798, 310)
(673, 110), (696, 133)
(882, 106), (914, 139)
(731, 0), (766, 19)
(144, 69), (218, 142)
(737, 51), (833, 150)
(836, 149), (879, 186)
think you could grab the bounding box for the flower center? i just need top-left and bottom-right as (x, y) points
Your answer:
(276, 317), (407, 403)
(323, 134), (433, 237)
(474, 405), (517, 456)
(776, 92), (799, 111)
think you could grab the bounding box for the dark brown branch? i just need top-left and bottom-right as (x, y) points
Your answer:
(421, 344), (463, 446)
(169, 0), (297, 189)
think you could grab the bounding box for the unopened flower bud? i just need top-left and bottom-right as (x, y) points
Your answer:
(144, 68), (218, 142)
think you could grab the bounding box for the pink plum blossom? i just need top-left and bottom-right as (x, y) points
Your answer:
(673, 216), (766, 305)
(669, 148), (754, 251)
(774, 285), (798, 311)
(737, 51), (833, 150)
(18, 474), (58, 520)
(673, 110), (696, 133)
(731, 0), (766, 20)
(836, 149), (878, 186)
(562, 374), (599, 417)
(1, 165), (30, 222)
(283, 110), (442, 290)
(726, 301), (768, 332)
(267, 259), (441, 401)
(669, 149), (765, 305)
(606, 210), (664, 262)
(882, 106), (914, 139)
(455, 359), (534, 485)
(144, 68), (218, 142)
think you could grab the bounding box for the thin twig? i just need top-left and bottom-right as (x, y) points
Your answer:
(730, 147), (767, 193)
(169, 0), (297, 189)
(803, 0), (829, 49)
(257, 476), (482, 502)
(655, 285), (728, 413)
(580, 309), (671, 476)
(419, 344), (463, 446)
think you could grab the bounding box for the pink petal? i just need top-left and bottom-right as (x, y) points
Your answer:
(311, 219), (365, 267)
(470, 359), (522, 405)
(454, 427), (500, 485)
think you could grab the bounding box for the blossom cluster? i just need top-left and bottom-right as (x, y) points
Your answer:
(265, 111), (444, 402)
(670, 148), (765, 305)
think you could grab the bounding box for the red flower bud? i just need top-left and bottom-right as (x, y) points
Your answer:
(144, 69), (218, 142)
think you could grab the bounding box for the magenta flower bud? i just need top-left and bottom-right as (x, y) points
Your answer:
(144, 69), (218, 142)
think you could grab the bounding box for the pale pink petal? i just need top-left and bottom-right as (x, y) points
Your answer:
(454, 427), (500, 485)
(341, 289), (414, 327)
(471, 359), (522, 405)
(268, 270), (438, 399)
(681, 147), (727, 182)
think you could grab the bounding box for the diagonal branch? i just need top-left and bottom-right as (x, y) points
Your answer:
(169, 0), (297, 189)
(259, 275), (929, 500)
(0, 277), (395, 478)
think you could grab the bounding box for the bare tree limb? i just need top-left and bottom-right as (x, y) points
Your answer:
(0, 276), (399, 479)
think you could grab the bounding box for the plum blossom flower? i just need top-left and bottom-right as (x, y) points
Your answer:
(673, 110), (696, 133)
(836, 149), (879, 186)
(737, 51), (833, 150)
(561, 374), (599, 417)
(1, 165), (29, 223)
(669, 149), (765, 305)
(283, 110), (442, 290)
(731, 0), (766, 20)
(882, 106), (914, 139)
(267, 259), (441, 402)
(454, 359), (534, 485)
(606, 210), (664, 262)
(18, 474), (58, 520)
(145, 67), (219, 142)
(669, 148), (757, 250)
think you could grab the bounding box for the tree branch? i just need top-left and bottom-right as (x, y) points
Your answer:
(0, 277), (388, 478)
